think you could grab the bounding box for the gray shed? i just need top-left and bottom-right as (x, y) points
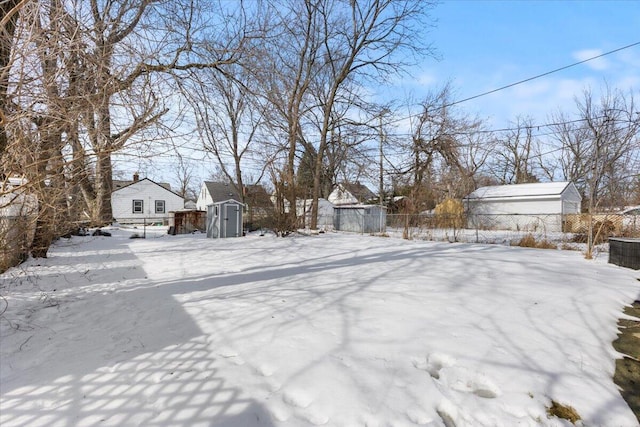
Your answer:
(206, 199), (244, 238)
(334, 205), (386, 234)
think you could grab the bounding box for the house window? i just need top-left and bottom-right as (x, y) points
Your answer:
(132, 199), (143, 214)
(155, 200), (165, 214)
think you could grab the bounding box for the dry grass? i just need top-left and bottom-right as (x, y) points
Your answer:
(560, 243), (580, 251)
(547, 400), (581, 424)
(514, 234), (557, 250)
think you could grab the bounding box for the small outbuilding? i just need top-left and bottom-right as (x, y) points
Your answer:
(333, 205), (386, 234)
(206, 199), (244, 238)
(168, 210), (206, 235)
(463, 181), (581, 232)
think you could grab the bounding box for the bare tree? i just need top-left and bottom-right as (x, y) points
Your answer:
(552, 87), (640, 257)
(1, 0), (252, 259)
(171, 152), (197, 201)
(1, 0), (83, 258)
(306, 0), (435, 229)
(490, 117), (540, 185)
(255, 0), (324, 231)
(181, 61), (264, 202)
(0, 0), (24, 158)
(401, 84), (483, 211)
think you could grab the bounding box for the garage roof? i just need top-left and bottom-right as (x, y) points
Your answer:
(464, 182), (573, 200)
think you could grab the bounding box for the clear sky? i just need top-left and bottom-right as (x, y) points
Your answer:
(389, 0), (640, 129)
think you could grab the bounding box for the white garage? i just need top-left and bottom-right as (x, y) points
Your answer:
(463, 182), (582, 232)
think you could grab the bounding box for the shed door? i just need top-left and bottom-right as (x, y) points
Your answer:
(223, 204), (241, 237)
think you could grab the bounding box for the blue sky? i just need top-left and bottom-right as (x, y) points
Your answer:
(390, 0), (640, 129)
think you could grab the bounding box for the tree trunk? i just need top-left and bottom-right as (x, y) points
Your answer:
(94, 150), (114, 225)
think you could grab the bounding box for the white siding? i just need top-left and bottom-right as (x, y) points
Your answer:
(296, 198), (334, 230)
(328, 186), (358, 206)
(463, 182), (582, 232)
(196, 183), (213, 211)
(112, 180), (184, 223)
(466, 198), (564, 232)
(467, 198), (561, 215)
(560, 184), (582, 214)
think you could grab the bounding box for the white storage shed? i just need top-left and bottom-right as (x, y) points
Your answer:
(206, 199), (244, 238)
(463, 181), (581, 232)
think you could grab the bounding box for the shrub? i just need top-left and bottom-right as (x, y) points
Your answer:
(514, 234), (557, 250)
(517, 234), (537, 248)
(571, 219), (616, 245)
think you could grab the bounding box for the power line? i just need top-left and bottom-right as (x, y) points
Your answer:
(381, 40), (640, 130)
(445, 41), (640, 108)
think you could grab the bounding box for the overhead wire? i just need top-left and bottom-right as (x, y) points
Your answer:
(443, 41), (640, 108)
(382, 40), (640, 133)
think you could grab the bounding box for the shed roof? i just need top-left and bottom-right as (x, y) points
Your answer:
(208, 198), (245, 206)
(464, 182), (573, 200)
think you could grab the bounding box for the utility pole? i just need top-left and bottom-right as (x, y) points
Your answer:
(378, 109), (388, 206)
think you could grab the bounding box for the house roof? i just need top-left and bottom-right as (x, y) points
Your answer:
(337, 182), (377, 202)
(113, 179), (172, 191)
(464, 181), (574, 200)
(112, 178), (184, 199)
(204, 181), (242, 203)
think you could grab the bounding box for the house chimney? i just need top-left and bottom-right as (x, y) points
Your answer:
(133, 172), (139, 182)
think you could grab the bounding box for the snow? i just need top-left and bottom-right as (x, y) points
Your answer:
(464, 182), (571, 200)
(1, 228), (639, 427)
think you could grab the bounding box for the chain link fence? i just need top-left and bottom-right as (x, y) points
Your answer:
(385, 212), (640, 245)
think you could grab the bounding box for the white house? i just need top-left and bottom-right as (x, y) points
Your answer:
(328, 182), (377, 206)
(463, 181), (581, 232)
(112, 177), (184, 224)
(196, 181), (242, 211)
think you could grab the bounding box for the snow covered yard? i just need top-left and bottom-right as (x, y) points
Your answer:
(0, 229), (638, 427)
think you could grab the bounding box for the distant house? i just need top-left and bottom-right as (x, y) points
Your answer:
(111, 175), (184, 224)
(463, 181), (581, 232)
(196, 181), (242, 211)
(328, 182), (377, 206)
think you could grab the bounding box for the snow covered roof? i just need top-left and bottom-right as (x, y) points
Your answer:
(464, 182), (573, 200)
